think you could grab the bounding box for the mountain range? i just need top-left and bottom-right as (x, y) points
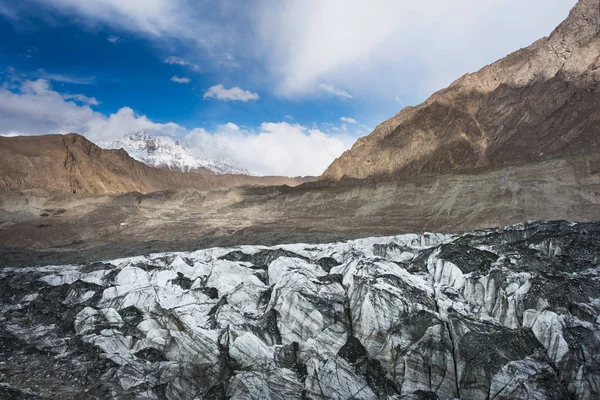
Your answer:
(100, 132), (249, 175)
(1, 1), (600, 399)
(0, 0), (599, 246)
(0, 133), (312, 195)
(3, 1), (600, 195)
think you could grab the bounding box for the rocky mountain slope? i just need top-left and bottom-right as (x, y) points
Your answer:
(100, 132), (249, 175)
(323, 0), (600, 180)
(1, 221), (598, 399)
(0, 134), (311, 195)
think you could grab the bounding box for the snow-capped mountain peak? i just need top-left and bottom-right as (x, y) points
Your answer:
(100, 132), (249, 175)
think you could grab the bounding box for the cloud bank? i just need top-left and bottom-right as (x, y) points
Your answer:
(257, 0), (578, 98)
(0, 78), (352, 176)
(187, 122), (352, 176)
(0, 0), (576, 101)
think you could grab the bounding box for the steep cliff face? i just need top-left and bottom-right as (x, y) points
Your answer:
(322, 0), (600, 180)
(0, 134), (312, 194)
(1, 221), (599, 399)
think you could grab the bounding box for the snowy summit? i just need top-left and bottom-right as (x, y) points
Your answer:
(101, 132), (249, 175)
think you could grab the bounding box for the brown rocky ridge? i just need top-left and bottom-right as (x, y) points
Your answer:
(323, 0), (600, 180)
(0, 133), (314, 194)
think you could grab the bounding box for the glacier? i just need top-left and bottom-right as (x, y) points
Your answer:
(1, 220), (599, 399)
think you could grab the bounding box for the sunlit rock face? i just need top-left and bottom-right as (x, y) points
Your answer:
(1, 220), (599, 399)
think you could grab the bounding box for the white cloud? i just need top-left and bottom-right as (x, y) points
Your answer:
(35, 68), (95, 85)
(164, 56), (187, 66)
(219, 122), (241, 132)
(394, 96), (406, 107)
(0, 79), (101, 136)
(257, 0), (578, 98)
(23, 0), (248, 67)
(340, 117), (358, 124)
(0, 2), (19, 19)
(215, 53), (240, 68)
(186, 122), (354, 176)
(107, 35), (120, 43)
(0, 78), (182, 141)
(319, 83), (352, 99)
(170, 75), (190, 84)
(35, 0), (198, 38)
(63, 93), (100, 105)
(204, 84), (259, 102)
(0, 77), (353, 176)
(85, 106), (184, 140)
(164, 56), (200, 71)
(7, 0), (577, 101)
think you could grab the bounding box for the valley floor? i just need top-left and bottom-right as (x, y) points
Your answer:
(1, 154), (599, 268)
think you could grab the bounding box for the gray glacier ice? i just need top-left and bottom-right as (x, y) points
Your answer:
(1, 220), (599, 399)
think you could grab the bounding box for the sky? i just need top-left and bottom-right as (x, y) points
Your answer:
(0, 0), (578, 176)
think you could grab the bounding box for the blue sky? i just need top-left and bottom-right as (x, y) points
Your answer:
(0, 0), (577, 176)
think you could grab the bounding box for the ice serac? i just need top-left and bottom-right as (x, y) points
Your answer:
(322, 0), (600, 181)
(100, 132), (249, 175)
(1, 220), (599, 399)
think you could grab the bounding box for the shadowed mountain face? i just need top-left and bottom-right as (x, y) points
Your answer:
(323, 0), (600, 180)
(0, 134), (313, 194)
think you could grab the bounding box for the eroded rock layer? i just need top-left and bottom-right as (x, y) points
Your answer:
(1, 220), (599, 399)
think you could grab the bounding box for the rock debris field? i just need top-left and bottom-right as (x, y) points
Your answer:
(1, 220), (599, 399)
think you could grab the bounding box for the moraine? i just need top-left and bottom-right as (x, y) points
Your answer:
(1, 220), (599, 399)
